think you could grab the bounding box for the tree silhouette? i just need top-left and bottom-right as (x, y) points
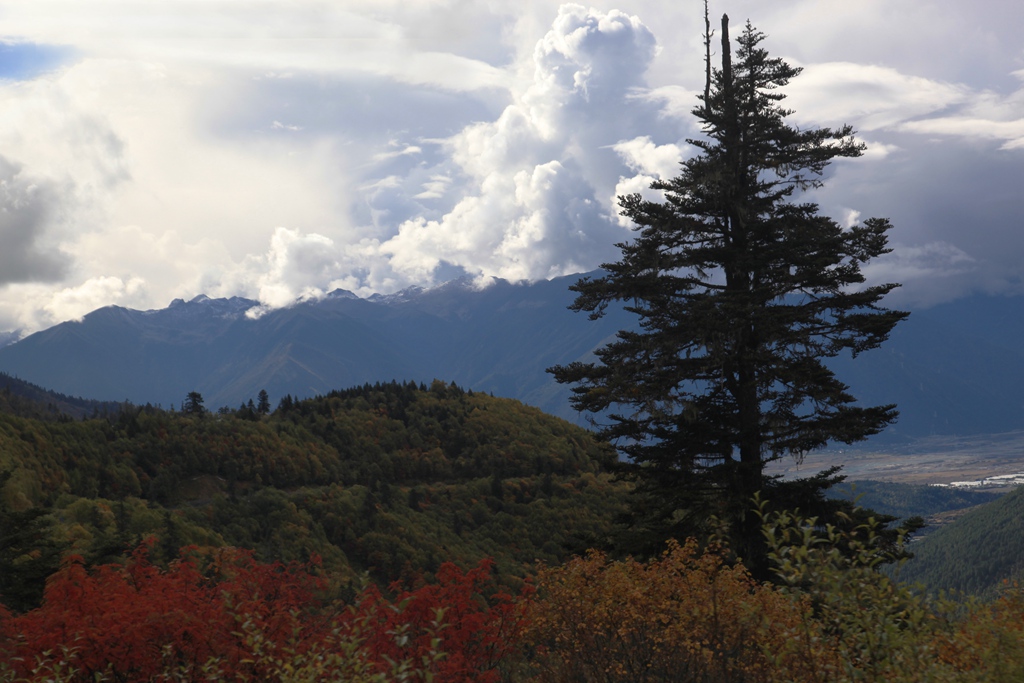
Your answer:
(550, 14), (907, 562)
(182, 391), (205, 416)
(257, 389), (271, 415)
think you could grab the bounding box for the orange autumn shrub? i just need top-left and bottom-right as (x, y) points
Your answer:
(521, 538), (839, 683)
(762, 505), (1024, 683)
(929, 585), (1024, 682)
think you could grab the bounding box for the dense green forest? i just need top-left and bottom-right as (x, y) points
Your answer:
(895, 483), (1024, 595)
(0, 379), (629, 612)
(2, 373), (1015, 612)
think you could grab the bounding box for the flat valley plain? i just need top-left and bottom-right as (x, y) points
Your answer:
(768, 431), (1024, 491)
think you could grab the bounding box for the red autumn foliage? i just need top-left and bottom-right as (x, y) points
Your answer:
(357, 559), (529, 682)
(0, 541), (325, 680)
(0, 541), (524, 682)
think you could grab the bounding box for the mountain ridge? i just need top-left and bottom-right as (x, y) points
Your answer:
(0, 274), (1022, 440)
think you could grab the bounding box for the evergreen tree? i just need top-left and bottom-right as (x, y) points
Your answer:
(0, 472), (65, 612)
(182, 391), (206, 416)
(257, 389), (271, 415)
(549, 15), (908, 564)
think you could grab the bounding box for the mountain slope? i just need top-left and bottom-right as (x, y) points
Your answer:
(831, 303), (1024, 440)
(0, 277), (1022, 439)
(897, 484), (1024, 595)
(0, 372), (121, 420)
(0, 273), (635, 419)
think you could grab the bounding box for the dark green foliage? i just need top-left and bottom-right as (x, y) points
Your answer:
(0, 379), (627, 593)
(0, 373), (121, 421)
(897, 485), (1024, 596)
(256, 389), (271, 415)
(549, 16), (906, 567)
(0, 471), (65, 612)
(182, 391), (206, 416)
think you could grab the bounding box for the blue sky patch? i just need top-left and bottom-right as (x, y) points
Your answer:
(0, 42), (76, 80)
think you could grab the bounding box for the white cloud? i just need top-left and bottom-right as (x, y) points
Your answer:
(612, 136), (684, 179)
(372, 144), (424, 163)
(257, 228), (340, 307)
(785, 62), (970, 131)
(860, 140), (901, 160)
(1, 1), (1024, 335)
(638, 84), (701, 122)
(866, 241), (975, 279)
(43, 275), (146, 323)
(0, 1), (511, 93)
(607, 136), (684, 226)
(0, 274), (149, 333)
(0, 157), (72, 284)
(226, 226), (405, 318)
(377, 4), (672, 285)
(413, 175), (451, 200)
(783, 60), (1024, 152)
(900, 117), (1024, 150)
(841, 208), (861, 229)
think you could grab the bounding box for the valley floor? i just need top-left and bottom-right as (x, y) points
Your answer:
(767, 430), (1024, 490)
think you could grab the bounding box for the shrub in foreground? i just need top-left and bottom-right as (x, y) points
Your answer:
(0, 541), (523, 682)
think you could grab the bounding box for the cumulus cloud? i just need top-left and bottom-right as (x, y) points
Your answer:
(224, 227), (396, 319)
(608, 136), (684, 225)
(840, 208), (861, 229)
(43, 275), (146, 322)
(254, 228), (344, 308)
(0, 157), (71, 284)
(0, 274), (149, 334)
(859, 140), (901, 160)
(613, 136), (684, 179)
(377, 4), (675, 284)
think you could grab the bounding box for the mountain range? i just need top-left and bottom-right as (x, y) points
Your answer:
(1, 272), (1022, 441)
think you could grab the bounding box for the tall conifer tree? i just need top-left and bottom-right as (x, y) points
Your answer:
(550, 14), (908, 560)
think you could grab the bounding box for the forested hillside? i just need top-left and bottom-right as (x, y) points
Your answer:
(0, 372), (122, 421)
(0, 380), (628, 612)
(826, 479), (1000, 525)
(896, 484), (1024, 595)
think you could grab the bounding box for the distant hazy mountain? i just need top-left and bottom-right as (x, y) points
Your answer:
(0, 273), (633, 420)
(0, 273), (1022, 439)
(831, 294), (1024, 440)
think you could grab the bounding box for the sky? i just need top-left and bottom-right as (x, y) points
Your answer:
(0, 0), (1022, 336)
